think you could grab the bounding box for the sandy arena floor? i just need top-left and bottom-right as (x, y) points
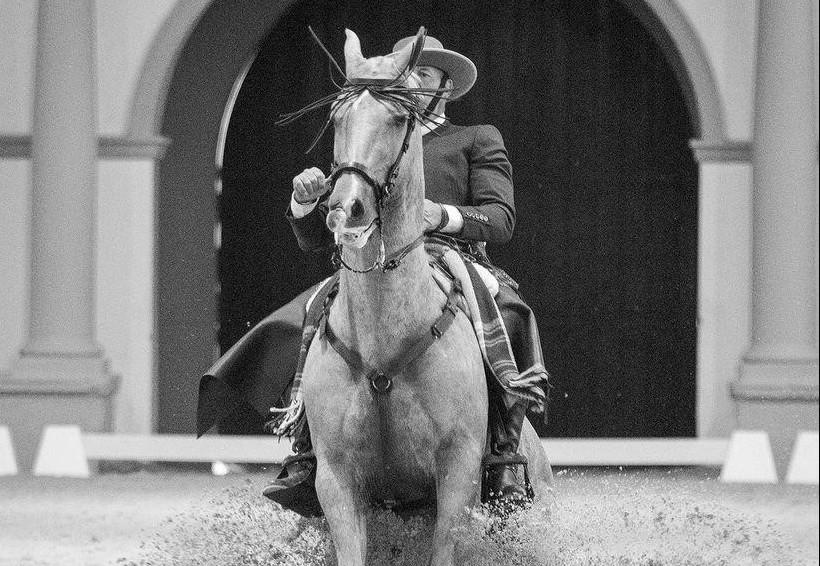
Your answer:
(0, 467), (817, 565)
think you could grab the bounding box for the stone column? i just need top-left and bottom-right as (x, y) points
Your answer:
(0, 0), (117, 472)
(733, 0), (818, 473)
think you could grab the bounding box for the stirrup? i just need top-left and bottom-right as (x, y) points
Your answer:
(281, 451), (316, 468)
(262, 453), (322, 518)
(481, 453), (535, 502)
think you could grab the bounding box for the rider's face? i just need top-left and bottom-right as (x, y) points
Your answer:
(412, 65), (449, 112)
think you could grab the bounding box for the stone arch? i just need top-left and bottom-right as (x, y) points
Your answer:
(620, 0), (726, 141)
(141, 0), (301, 432)
(127, 0), (727, 143)
(126, 0), (300, 140)
(134, 0), (726, 433)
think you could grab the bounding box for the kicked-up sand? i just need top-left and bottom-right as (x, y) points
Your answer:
(0, 467), (817, 565)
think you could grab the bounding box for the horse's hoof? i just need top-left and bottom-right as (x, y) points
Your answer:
(262, 458), (324, 517)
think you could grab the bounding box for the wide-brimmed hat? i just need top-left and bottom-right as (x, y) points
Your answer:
(391, 35), (477, 99)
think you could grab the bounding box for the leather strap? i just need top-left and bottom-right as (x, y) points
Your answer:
(321, 278), (463, 391)
(318, 276), (462, 506)
(329, 116), (416, 205)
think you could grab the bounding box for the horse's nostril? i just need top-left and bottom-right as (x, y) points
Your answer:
(326, 209), (346, 232)
(349, 199), (365, 220)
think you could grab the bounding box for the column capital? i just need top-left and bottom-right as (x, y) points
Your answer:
(689, 139), (751, 163)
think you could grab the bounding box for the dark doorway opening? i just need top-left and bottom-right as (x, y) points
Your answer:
(216, 0), (698, 437)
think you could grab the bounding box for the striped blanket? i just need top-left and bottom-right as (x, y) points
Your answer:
(427, 243), (549, 410)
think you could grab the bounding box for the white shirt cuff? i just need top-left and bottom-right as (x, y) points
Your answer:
(440, 204), (464, 233)
(290, 193), (319, 219)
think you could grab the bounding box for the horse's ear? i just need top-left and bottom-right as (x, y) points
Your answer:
(390, 26), (426, 75)
(344, 29), (366, 77)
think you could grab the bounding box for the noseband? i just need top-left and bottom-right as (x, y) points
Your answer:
(328, 101), (417, 206)
(328, 82), (422, 274)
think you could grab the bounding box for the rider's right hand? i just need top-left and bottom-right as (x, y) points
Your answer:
(292, 167), (329, 205)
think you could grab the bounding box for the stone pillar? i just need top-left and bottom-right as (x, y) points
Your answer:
(0, 0), (117, 472)
(733, 0), (819, 474)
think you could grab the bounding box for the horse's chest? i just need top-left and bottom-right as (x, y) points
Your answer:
(302, 310), (486, 502)
(303, 343), (440, 490)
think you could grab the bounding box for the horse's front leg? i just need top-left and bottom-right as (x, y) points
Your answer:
(315, 457), (368, 566)
(429, 434), (484, 566)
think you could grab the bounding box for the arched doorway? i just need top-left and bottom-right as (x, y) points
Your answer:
(216, 0), (698, 437)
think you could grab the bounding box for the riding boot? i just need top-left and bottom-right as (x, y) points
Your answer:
(484, 395), (531, 505)
(261, 418), (323, 517)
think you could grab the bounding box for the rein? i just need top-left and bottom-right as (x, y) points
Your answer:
(332, 233), (425, 274)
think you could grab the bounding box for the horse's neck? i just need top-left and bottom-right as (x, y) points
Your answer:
(333, 160), (440, 364)
(336, 255), (438, 366)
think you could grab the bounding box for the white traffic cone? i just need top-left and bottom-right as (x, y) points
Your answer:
(0, 426), (18, 476)
(719, 430), (778, 483)
(33, 425), (90, 478)
(786, 431), (819, 485)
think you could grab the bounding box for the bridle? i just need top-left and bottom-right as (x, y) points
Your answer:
(328, 78), (418, 206)
(328, 78), (424, 274)
(275, 27), (452, 274)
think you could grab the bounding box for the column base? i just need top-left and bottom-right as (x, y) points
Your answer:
(0, 353), (119, 472)
(732, 358), (819, 476)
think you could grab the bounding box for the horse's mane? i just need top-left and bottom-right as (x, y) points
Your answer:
(277, 27), (452, 152)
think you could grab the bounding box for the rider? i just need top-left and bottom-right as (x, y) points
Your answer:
(263, 35), (550, 513)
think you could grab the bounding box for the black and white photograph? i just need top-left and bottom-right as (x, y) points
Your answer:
(0, 1), (817, 564)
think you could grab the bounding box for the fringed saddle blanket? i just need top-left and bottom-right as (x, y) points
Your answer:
(267, 242), (549, 437)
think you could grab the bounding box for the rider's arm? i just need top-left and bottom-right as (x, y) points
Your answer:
(290, 193), (319, 218)
(287, 195), (334, 252)
(452, 125), (516, 244)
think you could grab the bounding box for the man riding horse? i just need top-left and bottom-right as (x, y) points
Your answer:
(197, 33), (550, 517)
(269, 33), (549, 510)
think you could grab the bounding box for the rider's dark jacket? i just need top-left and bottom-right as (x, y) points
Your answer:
(288, 122), (516, 252)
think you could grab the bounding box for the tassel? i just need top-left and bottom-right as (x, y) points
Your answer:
(267, 397), (305, 437)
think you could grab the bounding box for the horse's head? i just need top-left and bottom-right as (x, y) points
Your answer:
(325, 29), (425, 250)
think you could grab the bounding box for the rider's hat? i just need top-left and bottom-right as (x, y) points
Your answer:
(391, 35), (477, 100)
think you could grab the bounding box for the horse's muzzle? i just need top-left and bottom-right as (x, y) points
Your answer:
(327, 194), (374, 230)
(326, 207), (378, 249)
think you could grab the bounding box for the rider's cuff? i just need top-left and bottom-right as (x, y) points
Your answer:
(290, 193), (319, 219)
(438, 204), (464, 234)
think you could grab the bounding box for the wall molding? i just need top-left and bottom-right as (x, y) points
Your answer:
(690, 139), (752, 163)
(731, 380), (820, 402)
(0, 134), (170, 160)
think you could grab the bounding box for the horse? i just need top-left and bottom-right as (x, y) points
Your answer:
(299, 28), (552, 566)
